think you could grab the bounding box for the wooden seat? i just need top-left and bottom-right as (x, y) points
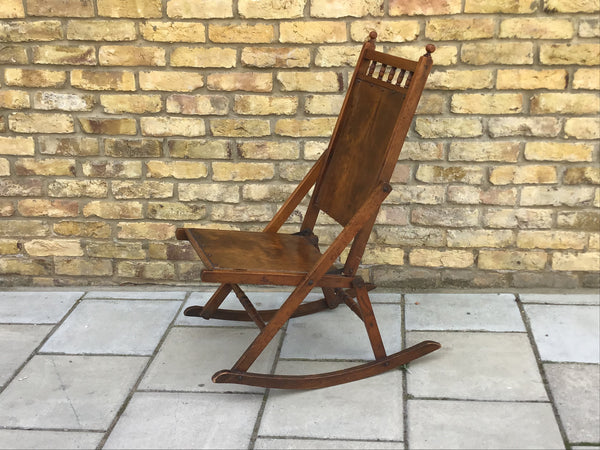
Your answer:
(176, 31), (441, 389)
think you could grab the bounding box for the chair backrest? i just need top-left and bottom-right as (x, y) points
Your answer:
(304, 32), (435, 228)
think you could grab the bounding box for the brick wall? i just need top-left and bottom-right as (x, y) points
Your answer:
(0, 0), (598, 289)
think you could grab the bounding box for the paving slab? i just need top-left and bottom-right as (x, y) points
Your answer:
(103, 392), (262, 449)
(139, 327), (281, 393)
(254, 438), (403, 449)
(406, 331), (547, 401)
(84, 290), (187, 300)
(520, 293), (599, 305)
(281, 304), (402, 360)
(545, 363), (600, 444)
(525, 304), (600, 363)
(0, 430), (103, 450)
(42, 299), (181, 355)
(405, 293), (524, 331)
(0, 355), (147, 430)
(408, 399), (564, 449)
(259, 360), (404, 441)
(0, 324), (52, 386)
(0, 291), (83, 324)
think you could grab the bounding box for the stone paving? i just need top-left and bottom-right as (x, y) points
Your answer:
(0, 289), (598, 450)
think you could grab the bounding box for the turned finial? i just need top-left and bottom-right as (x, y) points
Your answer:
(425, 44), (436, 57)
(369, 31), (377, 43)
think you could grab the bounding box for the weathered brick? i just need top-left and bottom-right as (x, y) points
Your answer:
(82, 160), (142, 178)
(0, 159), (9, 176)
(462, 43), (534, 65)
(312, 0), (383, 17)
(386, 185), (445, 205)
(375, 206), (409, 225)
(0, 220), (49, 237)
(0, 137), (35, 155)
(416, 94), (445, 115)
(579, 19), (600, 38)
(427, 18), (495, 41)
(99, 46), (165, 66)
(87, 242), (145, 259)
(0, 240), (19, 255)
(449, 142), (520, 162)
(573, 69), (600, 90)
(465, 0), (538, 12)
(32, 45), (95, 65)
(391, 164), (411, 183)
(9, 113), (74, 134)
(0, 46), (28, 64)
(279, 162), (312, 181)
(168, 140), (230, 159)
(488, 117), (560, 137)
(117, 261), (176, 280)
(558, 211), (600, 231)
(33, 92), (94, 111)
(410, 249), (474, 268)
(141, 22), (206, 42)
(451, 93), (523, 114)
(280, 21), (347, 43)
(101, 94), (162, 114)
(166, 94), (229, 115)
(171, 47), (236, 68)
(448, 229), (514, 248)
(141, 117), (206, 137)
(210, 119), (270, 137)
(71, 69), (136, 91)
(411, 207), (480, 227)
(390, 45), (458, 66)
(426, 70), (494, 90)
(167, 0), (233, 18)
(315, 46), (361, 67)
(390, 0), (461, 15)
(415, 118), (483, 138)
(112, 180), (173, 199)
(553, 252), (600, 271)
(447, 186), (517, 205)
(55, 258), (113, 276)
(1, 0), (25, 18)
(496, 69), (568, 90)
(234, 95), (297, 115)
(564, 167), (600, 185)
(590, 234), (600, 250)
(139, 71), (205, 92)
(207, 73), (273, 92)
(147, 202), (207, 220)
(540, 43), (600, 66)
(25, 239), (83, 257)
(521, 186), (596, 206)
(531, 93), (600, 114)
(39, 137), (98, 156)
(350, 21), (419, 42)
(97, 0), (161, 18)
(0, 259), (50, 276)
(79, 118), (137, 135)
(26, 0), (94, 17)
(359, 247), (405, 266)
(500, 18), (573, 39)
(242, 184), (295, 202)
(305, 95), (344, 115)
(5, 68), (66, 87)
(490, 166), (557, 185)
(179, 183), (240, 202)
(238, 141), (299, 159)
(211, 204), (275, 222)
(374, 226), (444, 246)
(564, 118), (600, 139)
(524, 142), (593, 162)
(278, 72), (342, 92)
(105, 139), (160, 158)
(0, 20), (63, 42)
(242, 47), (311, 68)
(238, 0), (304, 19)
(17, 199), (78, 217)
(15, 158), (76, 176)
(146, 161), (208, 179)
(479, 250), (547, 270)
(48, 180), (108, 198)
(416, 165), (484, 184)
(275, 118), (337, 137)
(212, 162), (274, 181)
(118, 222), (176, 240)
(67, 20), (136, 41)
(54, 221), (111, 238)
(518, 231), (587, 250)
(83, 201), (143, 219)
(545, 0), (599, 13)
(209, 24), (274, 43)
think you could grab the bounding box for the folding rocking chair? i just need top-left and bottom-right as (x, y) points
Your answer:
(176, 31), (441, 389)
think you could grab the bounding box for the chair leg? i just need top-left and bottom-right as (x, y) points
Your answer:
(232, 284), (266, 329)
(184, 283), (232, 319)
(353, 277), (386, 360)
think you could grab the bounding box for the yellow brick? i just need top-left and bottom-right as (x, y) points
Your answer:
(212, 162), (274, 181)
(416, 165), (484, 184)
(9, 113), (74, 134)
(112, 180), (173, 199)
(67, 20), (136, 41)
(488, 117), (560, 138)
(32, 45), (96, 65)
(241, 47), (311, 68)
(280, 21), (347, 43)
(489, 166), (557, 185)
(545, 0), (599, 12)
(305, 94), (344, 115)
(0, 240), (19, 255)
(99, 46), (165, 66)
(553, 252), (600, 271)
(449, 142), (520, 162)
(104, 139), (155, 157)
(415, 118), (483, 138)
(451, 93), (523, 114)
(140, 117), (206, 137)
(25, 239), (83, 257)
(0, 259), (50, 276)
(360, 247), (405, 265)
(207, 73), (273, 92)
(447, 230), (514, 248)
(390, 0), (461, 15)
(15, 158), (76, 176)
(426, 18), (495, 41)
(209, 24), (274, 43)
(350, 20), (419, 42)
(211, 204), (274, 222)
(524, 142), (593, 162)
(520, 186), (595, 207)
(410, 249), (474, 268)
(101, 94), (162, 114)
(479, 250), (547, 270)
(5, 68), (67, 88)
(82, 160), (142, 178)
(166, 94), (229, 115)
(117, 261), (176, 280)
(0, 90), (29, 109)
(390, 45), (458, 66)
(210, 119), (270, 137)
(0, 47), (27, 64)
(574, 69), (600, 90)
(497, 69), (568, 90)
(180, 183), (240, 202)
(579, 20), (600, 38)
(233, 95), (297, 115)
(147, 202), (207, 220)
(79, 118), (137, 135)
(465, 0), (538, 12)
(97, 0), (162, 18)
(518, 231), (587, 250)
(315, 46), (361, 67)
(531, 93), (600, 114)
(33, 92), (94, 111)
(83, 201), (143, 219)
(27, 0), (94, 17)
(0, 220), (49, 237)
(0, 137), (32, 156)
(71, 69), (136, 91)
(168, 140), (230, 159)
(499, 18), (574, 39)
(18, 199), (78, 217)
(311, 0), (383, 17)
(0, 20), (63, 42)
(564, 118), (600, 139)
(237, 141), (300, 159)
(427, 70), (494, 90)
(48, 180), (108, 198)
(55, 258), (113, 276)
(1, 0), (25, 18)
(117, 222), (176, 240)
(564, 167), (600, 185)
(139, 71), (204, 92)
(146, 161), (208, 179)
(462, 43), (534, 65)
(277, 72), (341, 92)
(540, 44), (600, 66)
(167, 0), (233, 18)
(238, 0), (304, 19)
(275, 118), (337, 137)
(140, 22), (206, 42)
(54, 221), (111, 238)
(0, 159), (9, 176)
(87, 242), (145, 258)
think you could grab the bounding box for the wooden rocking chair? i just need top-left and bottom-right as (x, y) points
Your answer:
(176, 32), (441, 389)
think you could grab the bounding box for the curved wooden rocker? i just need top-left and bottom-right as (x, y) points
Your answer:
(176, 32), (440, 389)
